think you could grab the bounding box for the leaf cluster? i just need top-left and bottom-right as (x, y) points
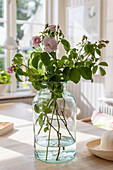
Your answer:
(0, 69), (11, 84)
(12, 26), (109, 92)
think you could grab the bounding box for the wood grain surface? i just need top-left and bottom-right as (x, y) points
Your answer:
(0, 103), (113, 170)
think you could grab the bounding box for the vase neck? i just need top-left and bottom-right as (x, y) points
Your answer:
(40, 82), (67, 94)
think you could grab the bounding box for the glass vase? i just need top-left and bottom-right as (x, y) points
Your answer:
(33, 82), (76, 163)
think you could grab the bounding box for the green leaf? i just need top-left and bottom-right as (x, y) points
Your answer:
(44, 127), (49, 132)
(69, 68), (81, 83)
(99, 62), (108, 66)
(75, 62), (84, 67)
(48, 66), (55, 73)
(93, 66), (98, 74)
(34, 104), (40, 113)
(44, 107), (52, 114)
(69, 54), (72, 61)
(12, 58), (22, 64)
(17, 68), (27, 76)
(61, 39), (70, 53)
(32, 54), (40, 69)
(15, 73), (23, 82)
(41, 52), (51, 66)
(38, 113), (43, 126)
(96, 49), (101, 56)
(95, 58), (100, 62)
(70, 50), (78, 59)
(56, 69), (62, 74)
(51, 100), (55, 107)
(99, 67), (106, 76)
(71, 48), (77, 53)
(63, 67), (70, 80)
(13, 54), (23, 63)
(61, 56), (68, 60)
(30, 52), (35, 58)
(32, 82), (41, 91)
(84, 44), (94, 54)
(79, 67), (92, 80)
(15, 54), (23, 58)
(49, 52), (56, 60)
(17, 68), (23, 75)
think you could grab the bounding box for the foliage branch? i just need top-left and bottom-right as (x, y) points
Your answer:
(12, 24), (109, 90)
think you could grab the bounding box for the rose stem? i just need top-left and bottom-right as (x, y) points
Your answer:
(37, 99), (53, 135)
(55, 101), (61, 161)
(56, 100), (75, 142)
(46, 104), (56, 160)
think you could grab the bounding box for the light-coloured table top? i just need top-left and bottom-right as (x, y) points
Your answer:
(0, 103), (113, 170)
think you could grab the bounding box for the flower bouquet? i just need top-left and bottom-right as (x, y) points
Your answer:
(12, 24), (109, 163)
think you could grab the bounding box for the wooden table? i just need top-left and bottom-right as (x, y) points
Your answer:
(0, 103), (113, 170)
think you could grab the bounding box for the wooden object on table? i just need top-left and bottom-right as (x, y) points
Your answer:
(0, 103), (113, 170)
(0, 122), (14, 135)
(80, 117), (91, 123)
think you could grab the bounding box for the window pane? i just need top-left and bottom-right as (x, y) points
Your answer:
(16, 0), (45, 90)
(0, 58), (5, 69)
(0, 23), (5, 54)
(0, 0), (4, 18)
(17, 0), (44, 21)
(17, 23), (44, 51)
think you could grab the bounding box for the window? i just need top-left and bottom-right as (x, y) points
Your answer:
(0, 0), (6, 69)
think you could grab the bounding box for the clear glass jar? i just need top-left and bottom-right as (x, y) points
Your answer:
(33, 82), (76, 163)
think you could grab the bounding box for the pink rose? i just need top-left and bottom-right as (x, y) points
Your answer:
(43, 37), (57, 53)
(48, 25), (56, 32)
(32, 36), (40, 48)
(6, 67), (13, 74)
